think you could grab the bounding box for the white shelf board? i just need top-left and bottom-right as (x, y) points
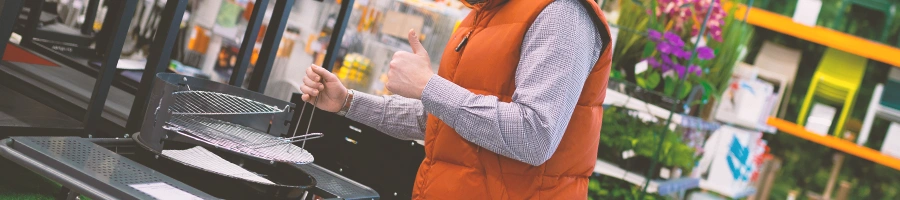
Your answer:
(594, 159), (700, 195)
(604, 90), (684, 124)
(698, 179), (756, 199)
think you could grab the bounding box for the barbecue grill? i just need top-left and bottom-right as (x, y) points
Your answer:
(0, 0), (379, 198)
(129, 73), (324, 198)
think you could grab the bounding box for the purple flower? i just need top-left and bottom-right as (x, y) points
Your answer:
(664, 32), (685, 47)
(673, 64), (687, 79)
(697, 47), (715, 60)
(648, 30), (663, 42)
(662, 56), (674, 65)
(657, 43), (675, 55)
(646, 58), (661, 69)
(674, 49), (692, 59)
(689, 65), (702, 76)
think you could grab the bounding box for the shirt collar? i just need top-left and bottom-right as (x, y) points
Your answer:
(460, 0), (508, 10)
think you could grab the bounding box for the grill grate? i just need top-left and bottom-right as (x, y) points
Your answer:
(163, 115), (314, 164)
(171, 91), (284, 115)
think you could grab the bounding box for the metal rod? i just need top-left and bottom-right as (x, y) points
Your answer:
(126, 0), (189, 133)
(301, 96), (320, 149)
(290, 102), (309, 138)
(248, 0), (296, 92)
(82, 0), (101, 34)
(230, 0), (270, 87)
(0, 0), (23, 58)
(83, 0), (138, 136)
(249, 133), (323, 149)
(282, 133), (324, 143)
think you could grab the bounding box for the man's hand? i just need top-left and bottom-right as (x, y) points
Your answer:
(386, 29), (434, 99)
(299, 64), (348, 113)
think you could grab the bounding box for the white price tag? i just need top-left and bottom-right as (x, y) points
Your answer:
(621, 149), (636, 159)
(129, 182), (203, 200)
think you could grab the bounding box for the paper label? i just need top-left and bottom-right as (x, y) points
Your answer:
(793, 0), (822, 26)
(805, 103), (836, 136)
(621, 149), (636, 159)
(129, 182), (204, 200)
(634, 60), (649, 75)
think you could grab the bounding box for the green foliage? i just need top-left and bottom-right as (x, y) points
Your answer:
(600, 106), (698, 172)
(703, 0), (754, 100)
(588, 175), (665, 200)
(611, 0), (652, 78)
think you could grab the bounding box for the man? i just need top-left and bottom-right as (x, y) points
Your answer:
(300, 0), (612, 198)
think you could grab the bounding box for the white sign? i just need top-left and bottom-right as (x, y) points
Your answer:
(129, 182), (203, 200)
(695, 125), (765, 198)
(793, 0), (823, 27)
(882, 123), (900, 158)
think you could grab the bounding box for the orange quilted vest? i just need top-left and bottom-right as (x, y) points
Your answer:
(412, 0), (612, 199)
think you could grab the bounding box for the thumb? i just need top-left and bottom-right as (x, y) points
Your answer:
(407, 29), (427, 56)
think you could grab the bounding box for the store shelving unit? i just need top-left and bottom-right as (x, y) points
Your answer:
(593, 160), (700, 195)
(723, 2), (900, 68)
(698, 180), (757, 199)
(766, 117), (900, 171)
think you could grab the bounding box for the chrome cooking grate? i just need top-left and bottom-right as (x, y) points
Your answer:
(163, 115), (315, 164)
(171, 91), (285, 115)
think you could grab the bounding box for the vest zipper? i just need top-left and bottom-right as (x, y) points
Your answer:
(455, 10), (480, 52)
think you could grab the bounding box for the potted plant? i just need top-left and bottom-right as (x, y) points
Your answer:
(599, 106), (699, 179)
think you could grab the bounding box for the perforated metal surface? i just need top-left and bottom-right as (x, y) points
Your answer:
(10, 137), (215, 199)
(30, 139), (167, 185)
(171, 91), (285, 115)
(163, 115), (314, 164)
(295, 164), (379, 199)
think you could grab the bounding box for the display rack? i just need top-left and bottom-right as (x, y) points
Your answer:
(723, 2), (900, 68)
(593, 159), (700, 195)
(1, 0), (142, 137)
(698, 180), (757, 199)
(766, 117), (900, 171)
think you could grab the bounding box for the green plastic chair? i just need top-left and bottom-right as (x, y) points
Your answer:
(834, 0), (896, 43)
(798, 48), (868, 136)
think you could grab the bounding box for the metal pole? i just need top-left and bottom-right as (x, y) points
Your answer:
(82, 0), (101, 34)
(248, 0), (298, 92)
(125, 0), (189, 133)
(319, 0), (355, 71)
(229, 0), (270, 87)
(0, 0), (23, 57)
(83, 0), (138, 136)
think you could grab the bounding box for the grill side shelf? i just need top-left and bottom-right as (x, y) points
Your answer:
(0, 137), (216, 199)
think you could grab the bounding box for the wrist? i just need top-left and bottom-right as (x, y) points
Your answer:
(336, 89), (354, 116)
(415, 74), (435, 99)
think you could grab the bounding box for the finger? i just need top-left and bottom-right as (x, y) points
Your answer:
(407, 29), (427, 56)
(301, 94), (309, 102)
(303, 76), (321, 88)
(299, 84), (318, 96)
(310, 64), (339, 82)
